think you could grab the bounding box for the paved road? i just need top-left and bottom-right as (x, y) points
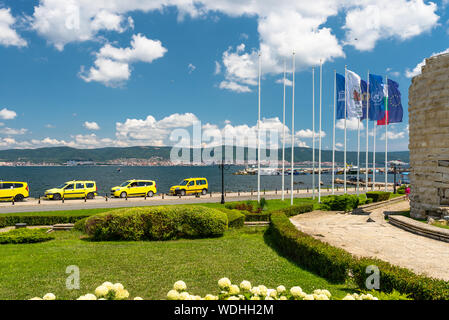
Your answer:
(0, 189), (369, 213)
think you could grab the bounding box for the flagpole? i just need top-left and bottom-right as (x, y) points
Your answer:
(257, 52), (261, 203)
(366, 71), (370, 192)
(332, 70), (336, 195)
(282, 60), (286, 201)
(344, 65), (347, 194)
(312, 67), (315, 200)
(291, 51), (295, 206)
(373, 123), (376, 191)
(357, 116), (360, 196)
(318, 60), (322, 202)
(385, 76), (389, 192)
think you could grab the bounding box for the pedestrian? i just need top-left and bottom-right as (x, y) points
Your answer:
(405, 185), (411, 201)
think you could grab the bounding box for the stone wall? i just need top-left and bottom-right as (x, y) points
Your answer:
(409, 53), (449, 219)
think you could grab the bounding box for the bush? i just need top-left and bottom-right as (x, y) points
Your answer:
(321, 195), (359, 212)
(85, 206), (228, 241)
(366, 191), (391, 203)
(269, 212), (353, 283)
(353, 258), (449, 300)
(73, 217), (88, 232)
(275, 203), (314, 217)
(225, 202), (262, 213)
(216, 208), (245, 228)
(397, 185), (408, 195)
(0, 214), (92, 228)
(0, 228), (54, 244)
(244, 212), (271, 222)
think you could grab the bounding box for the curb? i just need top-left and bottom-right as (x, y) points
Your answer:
(389, 215), (449, 243)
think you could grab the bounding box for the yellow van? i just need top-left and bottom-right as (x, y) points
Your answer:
(44, 181), (97, 200)
(0, 181), (29, 202)
(169, 178), (208, 196)
(111, 180), (157, 198)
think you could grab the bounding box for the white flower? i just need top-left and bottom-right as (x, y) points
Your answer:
(112, 283), (124, 292)
(276, 285), (286, 294)
(342, 294), (355, 300)
(229, 285), (240, 295)
(303, 294), (314, 300)
(258, 285), (267, 296)
(267, 289), (277, 299)
(77, 293), (97, 300)
(167, 290), (179, 300)
(173, 280), (187, 292)
(179, 292), (190, 300)
(227, 296), (239, 300)
(29, 297), (43, 300)
(290, 286), (303, 298)
(321, 290), (332, 298)
(102, 282), (114, 290)
(205, 294), (218, 300)
(218, 278), (232, 290)
(240, 280), (252, 291)
(250, 287), (261, 296)
(94, 285), (109, 298)
(279, 296), (288, 300)
(313, 293), (329, 300)
(115, 289), (130, 300)
(250, 295), (261, 300)
(134, 297), (143, 300)
(43, 293), (56, 300)
(265, 297), (274, 300)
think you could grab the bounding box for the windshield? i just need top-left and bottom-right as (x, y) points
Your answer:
(57, 183), (67, 189)
(179, 180), (189, 186)
(120, 181), (130, 187)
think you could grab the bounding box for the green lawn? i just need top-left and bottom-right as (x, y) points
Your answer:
(0, 228), (354, 300)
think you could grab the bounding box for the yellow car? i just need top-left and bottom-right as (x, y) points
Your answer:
(169, 178), (208, 196)
(0, 181), (29, 202)
(111, 180), (157, 198)
(44, 181), (97, 200)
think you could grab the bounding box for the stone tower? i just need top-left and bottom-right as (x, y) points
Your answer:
(408, 53), (449, 219)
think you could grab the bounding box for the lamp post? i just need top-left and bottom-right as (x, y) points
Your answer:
(220, 159), (225, 204)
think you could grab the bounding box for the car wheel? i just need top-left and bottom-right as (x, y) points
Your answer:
(53, 193), (61, 201)
(120, 191), (127, 198)
(86, 192), (94, 200)
(14, 194), (24, 202)
(201, 189), (207, 196)
(180, 190), (186, 196)
(147, 191), (154, 198)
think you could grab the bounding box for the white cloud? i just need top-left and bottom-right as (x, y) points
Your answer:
(344, 0), (439, 51)
(84, 121), (100, 130)
(214, 61), (221, 75)
(336, 118), (365, 131)
(406, 48), (449, 78)
(0, 108), (17, 120)
(218, 81), (251, 93)
(275, 78), (293, 86)
(188, 63), (196, 74)
(380, 130), (406, 140)
(295, 129), (326, 139)
(80, 33), (167, 86)
(0, 8), (27, 47)
(0, 127), (28, 135)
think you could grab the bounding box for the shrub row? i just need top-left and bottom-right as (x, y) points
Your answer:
(0, 228), (55, 244)
(366, 191), (391, 203)
(270, 211), (449, 299)
(269, 211), (353, 282)
(275, 203), (315, 217)
(83, 206), (228, 241)
(320, 194), (359, 212)
(0, 215), (90, 228)
(215, 208), (245, 228)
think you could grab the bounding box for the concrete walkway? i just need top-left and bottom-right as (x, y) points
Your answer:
(290, 201), (449, 281)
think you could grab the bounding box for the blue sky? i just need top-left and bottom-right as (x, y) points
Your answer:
(0, 0), (447, 152)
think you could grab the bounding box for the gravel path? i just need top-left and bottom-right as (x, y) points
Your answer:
(290, 201), (449, 281)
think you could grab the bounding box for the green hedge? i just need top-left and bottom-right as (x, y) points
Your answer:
(216, 208), (245, 228)
(269, 212), (353, 283)
(275, 203), (315, 217)
(85, 206), (228, 241)
(0, 214), (91, 228)
(320, 194), (359, 211)
(270, 210), (449, 299)
(366, 191), (391, 202)
(0, 228), (55, 244)
(353, 258), (449, 300)
(244, 212), (271, 222)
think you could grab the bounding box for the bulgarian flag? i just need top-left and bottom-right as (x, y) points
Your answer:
(377, 83), (389, 125)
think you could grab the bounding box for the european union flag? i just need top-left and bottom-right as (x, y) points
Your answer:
(377, 79), (403, 125)
(336, 73), (345, 119)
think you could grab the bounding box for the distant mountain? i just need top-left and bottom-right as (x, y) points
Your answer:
(0, 146), (409, 165)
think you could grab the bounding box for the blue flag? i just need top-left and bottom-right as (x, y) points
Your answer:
(368, 74), (386, 121)
(336, 73), (345, 119)
(361, 80), (368, 121)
